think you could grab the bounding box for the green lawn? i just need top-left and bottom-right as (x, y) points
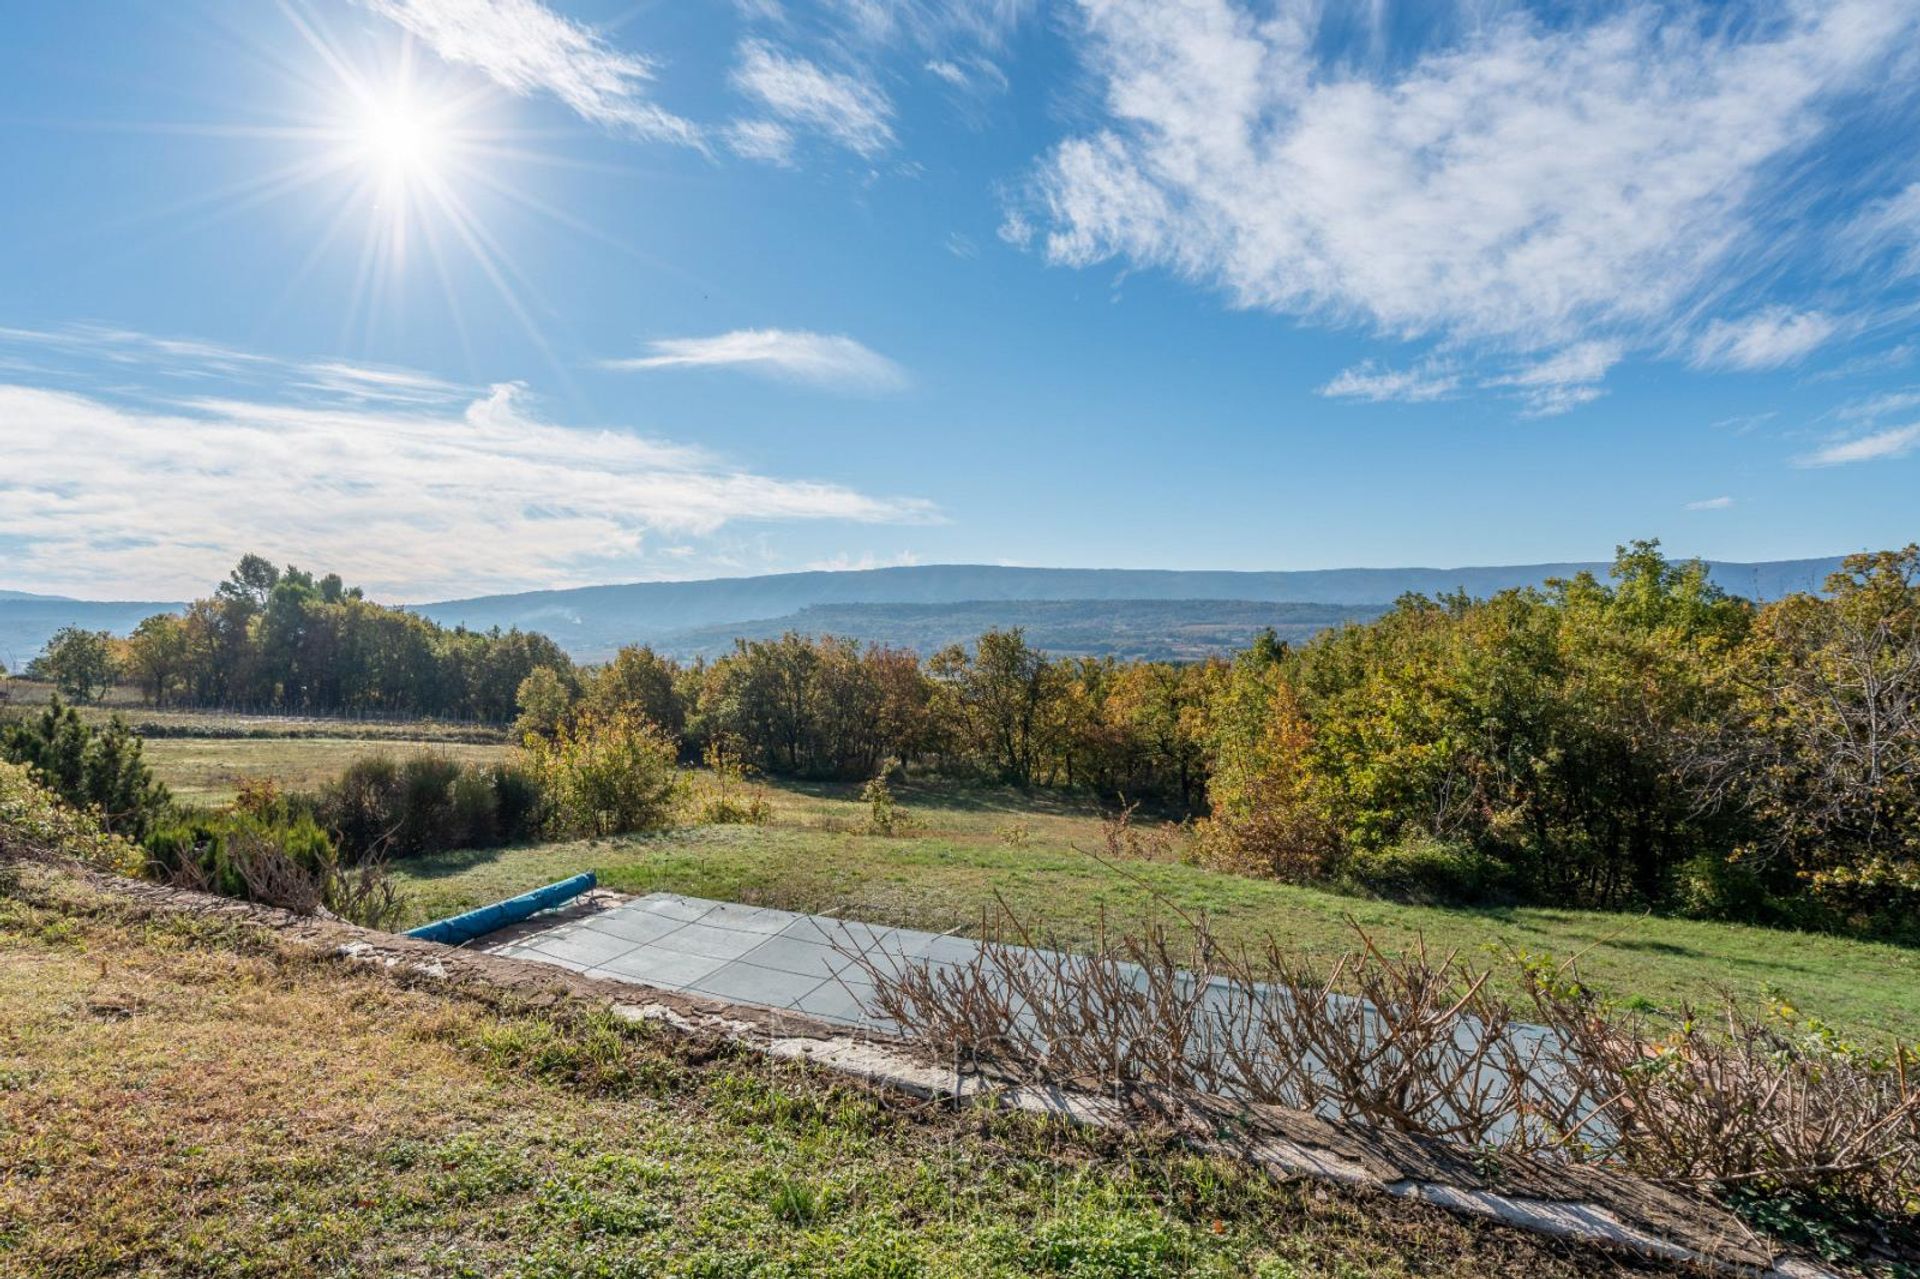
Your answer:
(395, 776), (1920, 1046)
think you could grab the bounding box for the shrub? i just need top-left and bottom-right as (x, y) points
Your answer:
(854, 907), (1920, 1231)
(315, 751), (548, 860)
(861, 774), (903, 836)
(0, 758), (145, 875)
(144, 808), (333, 900)
(690, 739), (772, 826)
(0, 696), (170, 840)
(1671, 852), (1781, 925)
(525, 709), (680, 838)
(143, 804), (400, 927)
(1341, 835), (1510, 905)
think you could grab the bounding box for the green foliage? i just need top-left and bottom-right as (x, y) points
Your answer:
(122, 554), (573, 720)
(0, 695), (170, 839)
(513, 664), (574, 741)
(690, 738), (773, 825)
(0, 758), (146, 875)
(860, 772), (909, 836)
(31, 625), (117, 703)
(586, 644), (686, 736)
(315, 750), (547, 860)
(692, 632), (929, 780)
(1341, 835), (1511, 905)
(143, 805), (335, 901)
(1206, 542), (1756, 910)
(525, 708), (680, 838)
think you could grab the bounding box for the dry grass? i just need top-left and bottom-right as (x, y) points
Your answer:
(0, 863), (1698, 1279)
(140, 736), (515, 805)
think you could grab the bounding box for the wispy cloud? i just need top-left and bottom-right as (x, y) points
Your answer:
(603, 329), (907, 391)
(1834, 388), (1920, 422)
(925, 59), (970, 88)
(1322, 341), (1619, 414)
(821, 0), (1035, 52)
(1693, 308), (1840, 371)
(722, 118), (796, 167)
(1798, 422), (1920, 467)
(362, 0), (702, 147)
(1685, 496), (1735, 511)
(730, 40), (894, 158)
(1014, 0), (1918, 402)
(0, 380), (935, 599)
(0, 323), (474, 407)
(1488, 342), (1623, 416)
(1318, 359), (1459, 404)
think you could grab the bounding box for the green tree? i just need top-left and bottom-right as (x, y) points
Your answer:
(34, 626), (117, 703)
(514, 665), (574, 741)
(931, 628), (1064, 786)
(124, 614), (190, 705)
(587, 645), (684, 735)
(0, 696), (169, 838)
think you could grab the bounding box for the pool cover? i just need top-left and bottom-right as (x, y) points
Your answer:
(480, 893), (981, 1029)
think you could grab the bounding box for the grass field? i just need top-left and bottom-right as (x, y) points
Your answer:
(20, 690), (1920, 1048)
(0, 863), (1662, 1278)
(141, 736), (515, 804)
(396, 777), (1920, 1046)
(3, 680), (511, 744)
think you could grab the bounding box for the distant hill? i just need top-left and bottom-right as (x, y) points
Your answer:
(0, 555), (1856, 668)
(0, 596), (186, 670)
(650, 599), (1391, 662)
(415, 557), (1850, 661)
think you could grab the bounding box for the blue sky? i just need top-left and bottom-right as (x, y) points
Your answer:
(2, 0), (1917, 601)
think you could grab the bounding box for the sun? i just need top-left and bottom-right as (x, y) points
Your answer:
(356, 90), (443, 185)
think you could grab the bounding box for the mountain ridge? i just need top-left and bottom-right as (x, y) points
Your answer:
(0, 556), (1858, 667)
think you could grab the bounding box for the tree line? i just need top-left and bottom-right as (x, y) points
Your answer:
(27, 554), (567, 721)
(13, 544), (1919, 936)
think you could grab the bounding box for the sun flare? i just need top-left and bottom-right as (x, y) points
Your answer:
(359, 94), (441, 180)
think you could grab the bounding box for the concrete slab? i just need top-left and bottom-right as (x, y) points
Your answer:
(478, 893), (959, 1028)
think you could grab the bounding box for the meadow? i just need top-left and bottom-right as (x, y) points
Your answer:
(96, 709), (1920, 1044)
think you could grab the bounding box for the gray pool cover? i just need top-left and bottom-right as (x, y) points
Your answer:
(480, 893), (981, 1029)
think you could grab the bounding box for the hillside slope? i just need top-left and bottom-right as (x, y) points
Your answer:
(0, 855), (1678, 1278)
(650, 598), (1390, 661)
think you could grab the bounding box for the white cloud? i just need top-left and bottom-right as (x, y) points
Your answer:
(1798, 422), (1920, 466)
(1685, 496), (1735, 510)
(724, 118), (796, 166)
(1693, 308), (1840, 371)
(804, 550), (923, 572)
(1016, 0), (1915, 383)
(0, 382), (935, 599)
(1321, 340), (1619, 413)
(603, 329), (907, 391)
(824, 0), (1034, 51)
(1487, 341), (1622, 415)
(361, 0), (701, 147)
(0, 323), (473, 406)
(1845, 181), (1920, 276)
(731, 40), (894, 158)
(1834, 387), (1920, 422)
(925, 59), (970, 88)
(1318, 359), (1459, 403)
